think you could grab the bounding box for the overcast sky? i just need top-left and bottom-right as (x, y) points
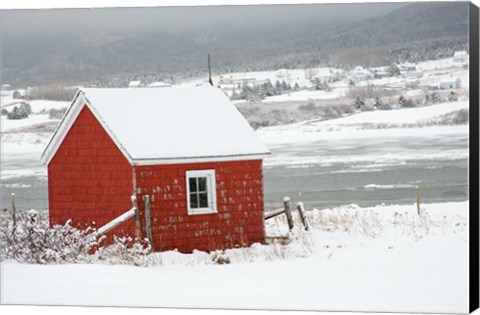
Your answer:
(1, 2), (408, 37)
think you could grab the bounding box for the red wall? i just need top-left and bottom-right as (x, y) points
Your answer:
(135, 160), (265, 252)
(48, 106), (134, 238)
(48, 105), (266, 252)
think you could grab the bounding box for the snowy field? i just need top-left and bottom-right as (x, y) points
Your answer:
(257, 100), (469, 145)
(1, 201), (468, 313)
(262, 88), (347, 102)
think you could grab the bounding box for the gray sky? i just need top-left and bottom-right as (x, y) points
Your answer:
(1, 3), (408, 37)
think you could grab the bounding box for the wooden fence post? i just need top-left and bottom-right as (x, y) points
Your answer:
(416, 186), (421, 215)
(296, 202), (309, 231)
(283, 196), (294, 230)
(143, 195), (153, 251)
(11, 193), (16, 228)
(132, 195), (141, 241)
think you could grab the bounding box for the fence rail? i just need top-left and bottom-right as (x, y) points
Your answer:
(264, 196), (309, 231)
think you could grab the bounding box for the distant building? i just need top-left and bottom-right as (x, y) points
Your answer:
(399, 62), (417, 72)
(311, 67), (337, 83)
(218, 75), (233, 85)
(350, 66), (373, 82)
(373, 70), (389, 79)
(12, 90), (23, 99)
(232, 78), (258, 87)
(147, 81), (171, 88)
(400, 63), (423, 78)
(1, 84), (12, 91)
(439, 77), (462, 90)
(405, 77), (420, 89)
(276, 69), (289, 79)
(128, 80), (142, 88)
(453, 51), (468, 63)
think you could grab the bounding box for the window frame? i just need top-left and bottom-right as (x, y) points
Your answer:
(185, 169), (217, 215)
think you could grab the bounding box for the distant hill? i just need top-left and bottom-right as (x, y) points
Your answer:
(1, 2), (469, 87)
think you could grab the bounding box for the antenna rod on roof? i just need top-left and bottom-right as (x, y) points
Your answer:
(208, 54), (213, 86)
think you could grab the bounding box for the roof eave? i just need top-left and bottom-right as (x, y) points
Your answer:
(130, 152), (271, 166)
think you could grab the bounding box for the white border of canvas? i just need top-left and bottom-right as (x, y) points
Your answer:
(0, 2), (478, 315)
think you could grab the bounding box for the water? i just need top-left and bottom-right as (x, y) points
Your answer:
(1, 131), (469, 212)
(263, 132), (469, 210)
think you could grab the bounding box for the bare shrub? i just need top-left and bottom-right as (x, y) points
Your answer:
(0, 210), (101, 264)
(94, 236), (157, 267)
(48, 107), (68, 119)
(27, 86), (77, 101)
(346, 86), (396, 100)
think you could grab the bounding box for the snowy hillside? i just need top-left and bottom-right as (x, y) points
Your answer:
(257, 101), (469, 145)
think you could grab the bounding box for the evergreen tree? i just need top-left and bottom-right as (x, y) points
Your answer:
(7, 106), (29, 120)
(294, 82), (300, 91)
(398, 95), (407, 107)
(274, 80), (282, 95)
(20, 102), (32, 115)
(263, 80), (275, 96)
(448, 91), (458, 102)
(354, 96), (365, 110)
(373, 97), (383, 109)
(388, 64), (401, 77)
(425, 94), (431, 104)
(431, 92), (442, 103)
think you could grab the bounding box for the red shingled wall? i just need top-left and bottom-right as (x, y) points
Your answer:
(48, 105), (266, 252)
(135, 160), (265, 253)
(48, 106), (134, 238)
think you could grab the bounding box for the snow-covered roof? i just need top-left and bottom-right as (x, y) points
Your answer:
(41, 85), (270, 165)
(439, 77), (460, 84)
(128, 81), (142, 88)
(312, 67), (333, 78)
(147, 81), (171, 88)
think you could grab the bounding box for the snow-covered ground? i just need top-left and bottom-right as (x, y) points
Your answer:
(1, 201), (468, 313)
(257, 101), (469, 145)
(263, 89), (347, 102)
(1, 98), (69, 156)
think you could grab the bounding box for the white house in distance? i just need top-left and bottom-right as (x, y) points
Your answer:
(349, 66), (373, 82)
(453, 50), (468, 63)
(1, 84), (12, 91)
(147, 81), (171, 88)
(128, 80), (143, 88)
(405, 77), (420, 89)
(439, 77), (462, 90)
(311, 67), (344, 83)
(276, 69), (290, 79)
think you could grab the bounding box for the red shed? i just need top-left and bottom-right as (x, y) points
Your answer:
(41, 85), (270, 252)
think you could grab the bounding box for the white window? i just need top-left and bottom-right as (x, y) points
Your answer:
(186, 170), (217, 215)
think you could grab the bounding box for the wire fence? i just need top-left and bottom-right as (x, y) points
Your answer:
(1, 194), (49, 213)
(3, 195), (284, 214)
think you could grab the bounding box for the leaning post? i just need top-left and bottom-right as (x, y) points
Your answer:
(283, 196), (294, 230)
(416, 186), (421, 215)
(11, 193), (16, 228)
(296, 202), (309, 231)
